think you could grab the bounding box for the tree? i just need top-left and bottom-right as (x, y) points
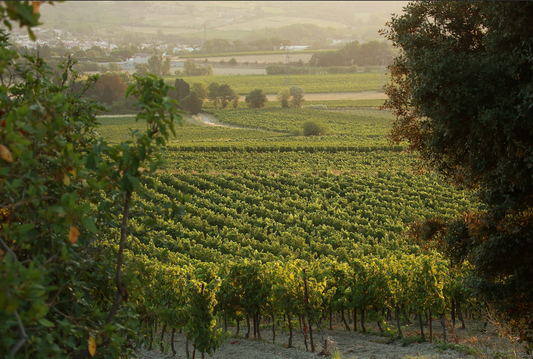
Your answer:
(173, 78), (190, 102)
(85, 49), (99, 58)
(207, 82), (221, 108)
(270, 37), (286, 51)
(217, 84), (237, 109)
(96, 73), (127, 103)
(302, 120), (327, 136)
(232, 92), (240, 109)
(289, 86), (304, 108)
(180, 91), (203, 115)
(339, 41), (361, 66)
(191, 82), (207, 100)
(74, 49), (85, 58)
(36, 44), (52, 59)
(147, 54), (163, 76)
(101, 84), (114, 105)
(200, 64), (214, 76)
(135, 63), (148, 76)
(249, 38), (273, 51)
(277, 88), (291, 108)
(245, 89), (268, 109)
(228, 57), (237, 66)
(0, 2), (183, 357)
(111, 49), (133, 60)
(108, 62), (121, 72)
(163, 57), (171, 76)
(382, 1), (533, 346)
(183, 58), (197, 76)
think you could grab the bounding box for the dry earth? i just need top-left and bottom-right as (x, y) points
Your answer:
(135, 329), (467, 359)
(134, 319), (529, 359)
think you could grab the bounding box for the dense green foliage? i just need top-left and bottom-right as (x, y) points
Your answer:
(303, 120), (328, 136)
(309, 40), (392, 67)
(383, 1), (533, 345)
(0, 3), (188, 357)
(245, 89), (268, 109)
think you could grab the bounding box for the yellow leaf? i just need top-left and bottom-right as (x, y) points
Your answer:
(32, 1), (40, 14)
(0, 145), (12, 163)
(63, 173), (71, 186)
(68, 168), (76, 177)
(88, 336), (96, 357)
(68, 226), (79, 245)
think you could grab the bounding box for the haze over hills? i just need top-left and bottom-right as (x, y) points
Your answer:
(38, 1), (409, 46)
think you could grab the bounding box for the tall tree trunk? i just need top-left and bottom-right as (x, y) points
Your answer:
(257, 313), (261, 339)
(171, 328), (176, 356)
(376, 308), (384, 335)
(287, 312), (293, 348)
(341, 309), (350, 331)
(395, 306), (402, 338)
(246, 316), (251, 339)
(353, 307), (358, 332)
(402, 307), (411, 324)
(451, 300), (456, 328)
(329, 307), (333, 330)
(361, 308), (366, 334)
(149, 320), (153, 351)
(236, 318), (240, 335)
(303, 318), (309, 352)
(303, 268), (314, 352)
(440, 314), (447, 342)
(456, 300), (466, 329)
(418, 313), (425, 341)
(253, 314), (257, 338)
(160, 324), (167, 352)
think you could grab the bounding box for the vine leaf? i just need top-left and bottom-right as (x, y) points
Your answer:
(32, 2), (40, 14)
(62, 173), (71, 186)
(68, 226), (79, 244)
(88, 336), (96, 357)
(0, 144), (12, 163)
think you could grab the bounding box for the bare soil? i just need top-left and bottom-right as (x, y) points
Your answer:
(135, 319), (528, 359)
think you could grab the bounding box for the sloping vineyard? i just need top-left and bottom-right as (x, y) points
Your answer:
(94, 107), (478, 356)
(119, 161), (477, 355)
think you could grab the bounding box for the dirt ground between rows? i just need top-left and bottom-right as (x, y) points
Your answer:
(135, 318), (528, 359)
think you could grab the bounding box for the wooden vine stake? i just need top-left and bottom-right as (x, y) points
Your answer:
(303, 269), (315, 352)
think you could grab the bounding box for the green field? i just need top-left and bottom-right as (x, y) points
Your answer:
(169, 72), (384, 94)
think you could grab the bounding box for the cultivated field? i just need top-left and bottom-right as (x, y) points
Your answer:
(95, 105), (528, 358)
(172, 72), (386, 94)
